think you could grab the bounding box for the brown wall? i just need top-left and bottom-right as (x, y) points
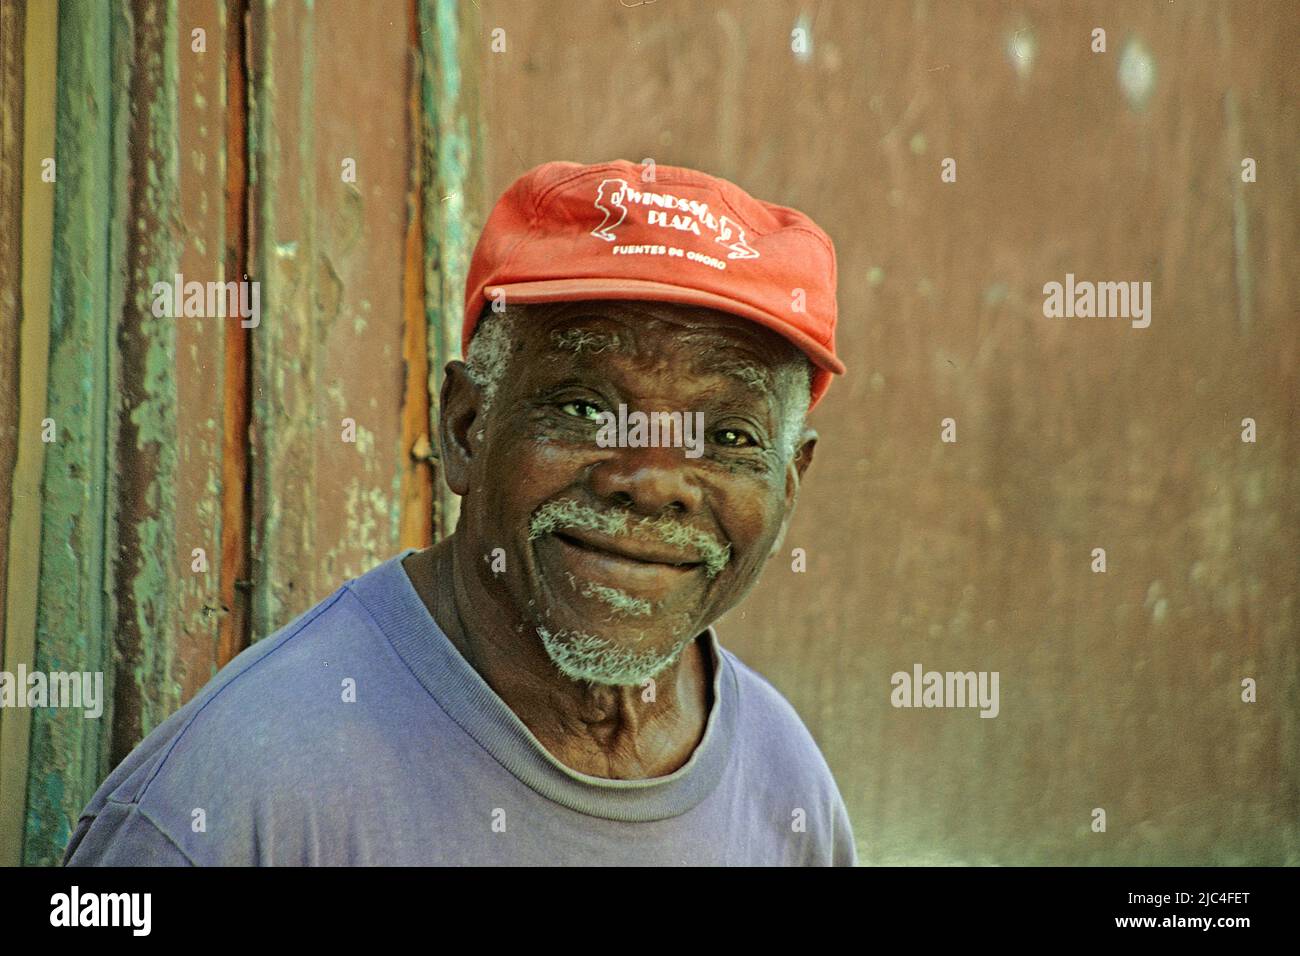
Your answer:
(475, 0), (1298, 864)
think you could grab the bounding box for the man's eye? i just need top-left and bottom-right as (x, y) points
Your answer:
(558, 399), (604, 421)
(713, 427), (757, 448)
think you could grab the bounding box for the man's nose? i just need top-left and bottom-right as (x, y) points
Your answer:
(588, 444), (703, 517)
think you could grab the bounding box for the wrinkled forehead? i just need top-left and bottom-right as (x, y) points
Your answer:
(523, 299), (804, 393)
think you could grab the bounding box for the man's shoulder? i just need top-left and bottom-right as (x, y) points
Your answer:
(716, 643), (858, 865)
(127, 587), (379, 769)
(719, 644), (838, 784)
(100, 588), (356, 787)
(66, 561), (416, 864)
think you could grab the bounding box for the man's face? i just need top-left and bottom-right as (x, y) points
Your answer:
(443, 300), (816, 686)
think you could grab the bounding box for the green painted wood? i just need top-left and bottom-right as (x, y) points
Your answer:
(107, 0), (230, 765)
(22, 0), (231, 865)
(109, 0), (210, 764)
(17, 0), (477, 864)
(109, 0), (186, 766)
(247, 0), (321, 640)
(23, 0), (117, 866)
(419, 0), (485, 540)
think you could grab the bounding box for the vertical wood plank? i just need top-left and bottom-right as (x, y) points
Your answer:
(311, 3), (409, 588)
(22, 0), (116, 866)
(108, 0), (231, 771)
(171, 0), (228, 702)
(109, 0), (184, 767)
(248, 0), (412, 637)
(0, 0), (57, 867)
(217, 0), (251, 667)
(419, 0), (486, 540)
(247, 0), (319, 637)
(399, 0), (434, 550)
(0, 0), (28, 869)
(0, 0), (26, 667)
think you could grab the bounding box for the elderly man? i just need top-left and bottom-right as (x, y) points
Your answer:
(64, 160), (855, 866)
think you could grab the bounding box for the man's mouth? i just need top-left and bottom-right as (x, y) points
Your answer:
(541, 529), (704, 597)
(552, 530), (702, 569)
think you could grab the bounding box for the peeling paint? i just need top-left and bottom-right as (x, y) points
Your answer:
(420, 0), (483, 539)
(24, 0), (116, 867)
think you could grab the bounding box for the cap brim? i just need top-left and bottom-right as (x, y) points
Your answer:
(484, 277), (846, 378)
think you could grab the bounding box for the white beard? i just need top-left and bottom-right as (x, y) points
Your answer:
(536, 626), (693, 687)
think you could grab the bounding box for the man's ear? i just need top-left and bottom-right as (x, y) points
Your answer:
(792, 426), (817, 484)
(768, 427), (817, 559)
(438, 361), (482, 496)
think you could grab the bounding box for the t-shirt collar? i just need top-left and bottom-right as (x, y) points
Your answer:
(347, 549), (737, 822)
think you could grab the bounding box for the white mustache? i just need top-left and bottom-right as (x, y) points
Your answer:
(528, 500), (730, 578)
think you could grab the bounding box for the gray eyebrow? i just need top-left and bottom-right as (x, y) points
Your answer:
(691, 347), (775, 397)
(549, 321), (778, 397)
(549, 326), (628, 355)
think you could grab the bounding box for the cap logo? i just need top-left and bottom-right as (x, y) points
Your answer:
(590, 177), (759, 260)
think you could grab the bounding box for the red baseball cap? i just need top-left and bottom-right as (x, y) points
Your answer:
(462, 160), (845, 409)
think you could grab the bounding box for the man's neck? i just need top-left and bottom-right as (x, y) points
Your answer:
(401, 540), (711, 779)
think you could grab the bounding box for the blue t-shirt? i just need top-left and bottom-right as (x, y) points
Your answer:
(63, 550), (857, 865)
